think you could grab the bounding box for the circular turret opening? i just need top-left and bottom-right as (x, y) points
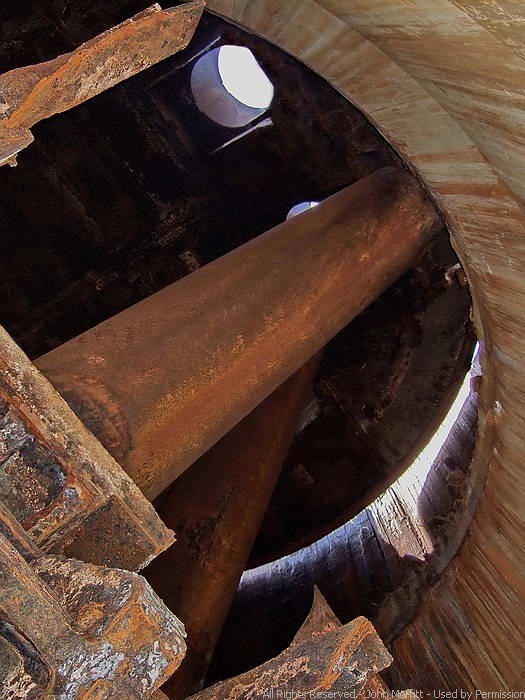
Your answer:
(0, 5), (483, 694)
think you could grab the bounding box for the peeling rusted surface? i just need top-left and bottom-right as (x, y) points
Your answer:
(0, 2), (204, 166)
(0, 500), (41, 563)
(360, 675), (392, 698)
(146, 359), (319, 699)
(37, 167), (442, 500)
(0, 325), (174, 570)
(0, 501), (186, 698)
(295, 588), (391, 698)
(188, 616), (392, 699)
(292, 587), (341, 646)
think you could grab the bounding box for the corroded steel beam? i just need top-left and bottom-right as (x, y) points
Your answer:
(146, 358), (319, 699)
(36, 167), (441, 499)
(0, 325), (174, 570)
(0, 499), (186, 698)
(0, 2), (204, 166)
(187, 615), (392, 699)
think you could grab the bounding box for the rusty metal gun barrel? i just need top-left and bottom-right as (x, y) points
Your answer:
(146, 358), (319, 698)
(36, 167), (440, 499)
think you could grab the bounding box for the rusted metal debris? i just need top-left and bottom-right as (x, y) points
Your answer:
(36, 167), (441, 500)
(185, 590), (397, 700)
(187, 612), (392, 699)
(294, 589), (391, 697)
(363, 676), (393, 698)
(0, 499), (186, 698)
(0, 324), (174, 570)
(0, 2), (204, 166)
(146, 358), (320, 699)
(292, 587), (342, 645)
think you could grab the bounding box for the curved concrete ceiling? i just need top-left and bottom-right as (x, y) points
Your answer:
(194, 0), (525, 691)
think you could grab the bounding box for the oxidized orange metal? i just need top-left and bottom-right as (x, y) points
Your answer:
(0, 2), (204, 166)
(146, 358), (320, 699)
(187, 613), (392, 699)
(291, 587), (342, 645)
(36, 168), (441, 499)
(294, 589), (391, 698)
(0, 499), (186, 698)
(0, 325), (174, 570)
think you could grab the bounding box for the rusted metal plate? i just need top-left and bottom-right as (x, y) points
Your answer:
(37, 168), (441, 500)
(0, 2), (204, 166)
(0, 325), (174, 570)
(0, 500), (186, 698)
(293, 590), (391, 700)
(187, 616), (392, 699)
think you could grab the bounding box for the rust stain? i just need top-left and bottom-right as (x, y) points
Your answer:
(187, 613), (392, 699)
(0, 499), (186, 698)
(0, 2), (204, 165)
(0, 324), (174, 570)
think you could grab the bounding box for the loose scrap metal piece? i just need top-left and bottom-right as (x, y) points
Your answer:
(187, 612), (392, 699)
(0, 500), (186, 699)
(0, 1), (205, 166)
(0, 325), (174, 570)
(293, 589), (393, 698)
(185, 590), (396, 700)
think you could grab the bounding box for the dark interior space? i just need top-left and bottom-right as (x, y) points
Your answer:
(0, 4), (399, 360)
